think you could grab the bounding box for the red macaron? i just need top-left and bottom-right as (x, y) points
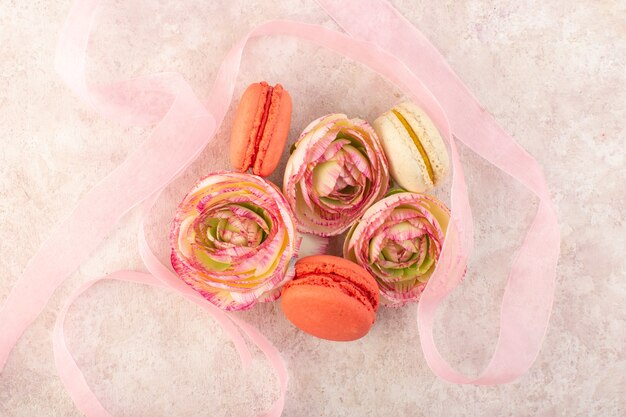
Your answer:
(281, 255), (380, 341)
(229, 81), (292, 177)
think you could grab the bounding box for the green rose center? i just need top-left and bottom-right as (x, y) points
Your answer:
(369, 220), (437, 284)
(311, 133), (372, 207)
(195, 202), (272, 250)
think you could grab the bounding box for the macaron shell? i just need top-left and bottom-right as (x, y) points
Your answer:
(281, 255), (380, 342)
(395, 102), (449, 184)
(252, 86), (292, 176)
(229, 82), (267, 172)
(373, 112), (430, 192)
(281, 284), (375, 341)
(374, 102), (450, 192)
(295, 254), (379, 311)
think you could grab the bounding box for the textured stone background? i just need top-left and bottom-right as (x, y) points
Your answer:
(0, 0), (624, 416)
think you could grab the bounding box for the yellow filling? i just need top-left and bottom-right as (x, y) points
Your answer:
(391, 109), (435, 183)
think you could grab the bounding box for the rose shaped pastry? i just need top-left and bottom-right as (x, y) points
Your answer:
(343, 191), (450, 306)
(283, 114), (389, 236)
(170, 172), (298, 310)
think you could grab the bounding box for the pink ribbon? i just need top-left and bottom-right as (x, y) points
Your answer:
(0, 0), (559, 414)
(316, 0), (560, 383)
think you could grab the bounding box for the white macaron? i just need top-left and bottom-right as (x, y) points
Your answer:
(373, 102), (450, 192)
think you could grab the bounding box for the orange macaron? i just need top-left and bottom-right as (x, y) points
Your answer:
(281, 255), (380, 341)
(230, 81), (292, 177)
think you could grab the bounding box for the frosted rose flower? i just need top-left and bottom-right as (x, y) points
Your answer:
(170, 172), (297, 310)
(283, 114), (389, 237)
(344, 191), (450, 306)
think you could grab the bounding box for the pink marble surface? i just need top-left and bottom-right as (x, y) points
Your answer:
(0, 0), (624, 416)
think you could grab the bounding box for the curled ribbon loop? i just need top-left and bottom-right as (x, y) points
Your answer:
(0, 0), (559, 415)
(317, 0), (560, 384)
